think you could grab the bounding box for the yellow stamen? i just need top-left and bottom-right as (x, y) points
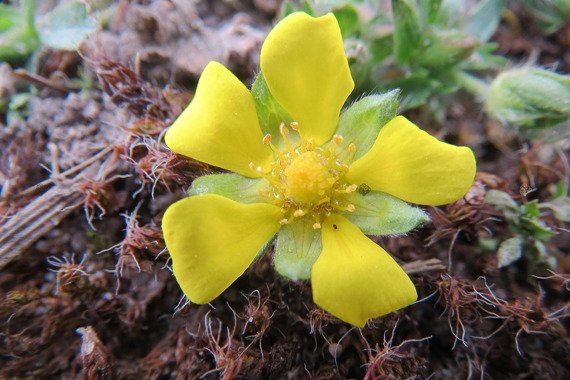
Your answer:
(280, 123), (295, 154)
(348, 143), (356, 162)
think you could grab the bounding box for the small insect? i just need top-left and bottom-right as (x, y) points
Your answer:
(520, 184), (536, 197)
(333, 224), (338, 230)
(357, 183), (371, 196)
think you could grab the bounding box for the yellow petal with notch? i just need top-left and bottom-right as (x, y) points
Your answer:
(165, 61), (272, 178)
(312, 215), (417, 327)
(162, 194), (282, 304)
(260, 12), (354, 145)
(347, 116), (476, 206)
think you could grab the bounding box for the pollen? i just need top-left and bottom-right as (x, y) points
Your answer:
(253, 122), (359, 225)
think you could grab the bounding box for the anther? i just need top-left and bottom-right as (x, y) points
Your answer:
(279, 218), (289, 225)
(346, 203), (355, 212)
(306, 138), (315, 150)
(346, 184), (358, 193)
(293, 209), (306, 217)
(279, 123), (289, 136)
(348, 143), (356, 153)
(290, 121), (299, 131)
(332, 135), (343, 145)
(312, 222), (321, 229)
(263, 134), (272, 145)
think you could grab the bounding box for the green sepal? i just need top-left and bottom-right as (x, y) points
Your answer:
(251, 72), (293, 147)
(189, 173), (269, 204)
(254, 235), (276, 261)
(274, 217), (322, 280)
(497, 236), (523, 268)
(344, 191), (429, 236)
(335, 90), (399, 161)
(391, 0), (422, 64)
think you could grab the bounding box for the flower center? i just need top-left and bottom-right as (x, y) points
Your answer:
(251, 122), (357, 229)
(283, 151), (335, 204)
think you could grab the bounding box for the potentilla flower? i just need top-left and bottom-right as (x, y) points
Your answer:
(162, 12), (476, 327)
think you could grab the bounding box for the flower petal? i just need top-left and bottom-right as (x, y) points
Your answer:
(165, 61), (272, 178)
(311, 215), (417, 327)
(162, 194), (282, 303)
(260, 12), (354, 145)
(347, 116), (476, 206)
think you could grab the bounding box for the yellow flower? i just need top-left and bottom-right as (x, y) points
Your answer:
(162, 12), (476, 327)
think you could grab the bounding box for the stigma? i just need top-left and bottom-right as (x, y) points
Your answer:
(251, 122), (357, 229)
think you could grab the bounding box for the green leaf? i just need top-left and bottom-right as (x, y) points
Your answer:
(521, 217), (557, 241)
(497, 236), (523, 268)
(533, 240), (557, 268)
(521, 0), (569, 34)
(0, 0), (39, 63)
(542, 197), (570, 222)
(389, 72), (439, 110)
(391, 0), (422, 64)
(344, 191), (430, 236)
(465, 0), (506, 42)
(485, 190), (518, 211)
(417, 29), (479, 70)
(0, 4), (19, 32)
(274, 218), (322, 280)
(335, 90), (399, 161)
(251, 72), (293, 147)
(37, 0), (97, 50)
(419, 0), (443, 26)
(369, 33), (393, 62)
(524, 200), (541, 218)
(280, 0), (314, 17)
(464, 43), (508, 71)
(333, 5), (360, 37)
(189, 174), (270, 204)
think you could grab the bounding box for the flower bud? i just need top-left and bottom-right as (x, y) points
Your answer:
(485, 67), (570, 132)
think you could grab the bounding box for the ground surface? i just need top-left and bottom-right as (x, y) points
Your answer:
(0, 1), (569, 379)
